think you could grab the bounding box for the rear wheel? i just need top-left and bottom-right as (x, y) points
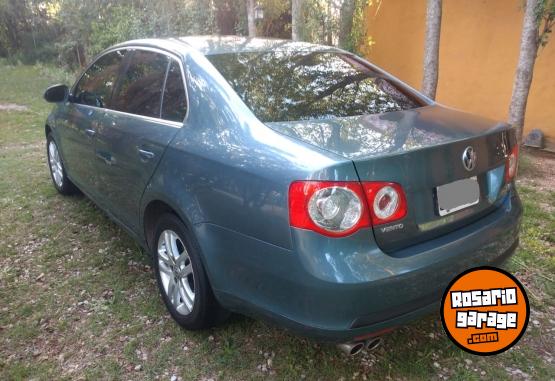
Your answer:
(46, 134), (77, 195)
(152, 213), (228, 329)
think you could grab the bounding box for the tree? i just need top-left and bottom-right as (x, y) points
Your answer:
(421, 0), (442, 100)
(0, 0), (27, 54)
(338, 0), (355, 48)
(508, 0), (555, 142)
(257, 0), (291, 38)
(215, 0), (240, 35)
(291, 0), (302, 40)
(247, 0), (256, 37)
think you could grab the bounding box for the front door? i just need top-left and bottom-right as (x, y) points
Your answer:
(94, 50), (187, 232)
(62, 50), (127, 194)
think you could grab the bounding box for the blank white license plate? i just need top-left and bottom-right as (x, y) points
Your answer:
(436, 177), (480, 216)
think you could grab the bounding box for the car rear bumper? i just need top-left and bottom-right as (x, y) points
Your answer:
(197, 187), (522, 342)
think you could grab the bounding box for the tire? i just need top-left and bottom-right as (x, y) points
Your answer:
(46, 133), (78, 195)
(152, 213), (228, 329)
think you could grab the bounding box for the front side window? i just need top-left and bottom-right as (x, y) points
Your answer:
(161, 60), (187, 122)
(73, 50), (126, 108)
(112, 50), (169, 118)
(206, 51), (427, 123)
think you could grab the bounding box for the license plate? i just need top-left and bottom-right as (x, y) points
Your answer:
(436, 177), (480, 216)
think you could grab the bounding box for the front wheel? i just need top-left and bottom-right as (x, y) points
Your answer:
(46, 134), (77, 195)
(152, 213), (228, 329)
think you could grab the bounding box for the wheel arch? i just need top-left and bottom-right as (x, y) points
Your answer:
(142, 197), (196, 252)
(141, 196), (223, 302)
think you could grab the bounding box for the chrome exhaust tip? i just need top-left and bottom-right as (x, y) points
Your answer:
(365, 337), (382, 351)
(337, 341), (365, 356)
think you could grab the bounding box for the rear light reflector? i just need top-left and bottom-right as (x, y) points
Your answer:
(289, 181), (370, 237)
(289, 180), (408, 236)
(505, 145), (519, 183)
(362, 182), (407, 226)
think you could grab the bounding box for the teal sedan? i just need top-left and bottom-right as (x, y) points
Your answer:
(43, 36), (521, 355)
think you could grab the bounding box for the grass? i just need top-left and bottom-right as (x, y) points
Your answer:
(0, 62), (554, 380)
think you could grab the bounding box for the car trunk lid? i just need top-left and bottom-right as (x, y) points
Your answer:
(266, 105), (515, 253)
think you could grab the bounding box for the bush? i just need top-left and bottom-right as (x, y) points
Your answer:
(89, 6), (149, 56)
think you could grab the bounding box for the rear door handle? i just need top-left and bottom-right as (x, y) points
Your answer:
(85, 129), (96, 138)
(138, 148), (155, 161)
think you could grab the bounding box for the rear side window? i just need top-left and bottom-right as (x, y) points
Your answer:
(113, 50), (169, 118)
(161, 60), (187, 122)
(73, 50), (126, 108)
(206, 52), (426, 122)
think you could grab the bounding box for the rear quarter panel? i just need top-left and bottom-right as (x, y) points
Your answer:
(141, 51), (358, 251)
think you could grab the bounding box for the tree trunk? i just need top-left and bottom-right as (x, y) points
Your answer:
(326, 0), (333, 45)
(338, 0), (356, 49)
(508, 0), (540, 143)
(422, 0), (442, 100)
(247, 0), (256, 37)
(216, 0), (236, 35)
(291, 0), (303, 40)
(76, 45), (82, 67)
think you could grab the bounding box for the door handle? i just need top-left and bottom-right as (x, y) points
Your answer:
(85, 129), (96, 138)
(96, 151), (116, 166)
(138, 148), (155, 161)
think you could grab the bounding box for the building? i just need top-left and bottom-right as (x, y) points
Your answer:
(363, 0), (555, 150)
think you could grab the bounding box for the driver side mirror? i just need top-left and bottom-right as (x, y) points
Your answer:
(44, 84), (69, 103)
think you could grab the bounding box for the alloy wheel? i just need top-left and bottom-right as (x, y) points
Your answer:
(48, 140), (64, 188)
(157, 229), (196, 315)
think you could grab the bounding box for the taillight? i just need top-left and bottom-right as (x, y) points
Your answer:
(505, 145), (519, 183)
(362, 182), (407, 225)
(288, 180), (407, 236)
(289, 181), (370, 237)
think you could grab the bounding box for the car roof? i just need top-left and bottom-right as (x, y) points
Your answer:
(113, 35), (343, 57)
(176, 35), (342, 55)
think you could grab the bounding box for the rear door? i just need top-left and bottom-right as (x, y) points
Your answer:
(94, 49), (187, 231)
(61, 50), (126, 193)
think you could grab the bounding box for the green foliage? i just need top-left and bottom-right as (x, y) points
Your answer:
(0, 0), (370, 68)
(534, 0), (555, 46)
(0, 0), (61, 64)
(257, 0), (291, 38)
(348, 0), (370, 54)
(294, 0), (368, 54)
(89, 5), (146, 55)
(301, 0), (335, 44)
(0, 0), (226, 67)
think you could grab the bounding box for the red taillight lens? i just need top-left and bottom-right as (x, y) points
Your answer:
(362, 182), (407, 225)
(289, 180), (407, 236)
(289, 181), (370, 237)
(505, 145), (519, 183)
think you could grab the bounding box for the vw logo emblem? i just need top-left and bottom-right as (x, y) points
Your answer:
(462, 146), (477, 171)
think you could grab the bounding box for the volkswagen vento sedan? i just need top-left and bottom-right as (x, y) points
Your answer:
(43, 36), (521, 354)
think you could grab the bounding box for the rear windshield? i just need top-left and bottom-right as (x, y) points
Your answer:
(206, 51), (426, 122)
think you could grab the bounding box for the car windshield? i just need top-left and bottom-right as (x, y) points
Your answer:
(206, 51), (426, 123)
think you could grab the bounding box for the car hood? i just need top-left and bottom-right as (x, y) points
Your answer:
(265, 105), (509, 160)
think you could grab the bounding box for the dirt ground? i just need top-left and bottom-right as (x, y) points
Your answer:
(0, 103), (28, 112)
